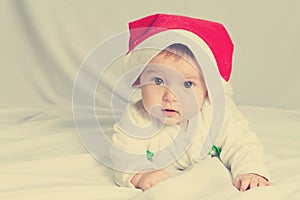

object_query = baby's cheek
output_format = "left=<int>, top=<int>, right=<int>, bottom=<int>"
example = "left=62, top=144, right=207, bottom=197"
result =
left=142, top=97, right=161, bottom=116
left=178, top=92, right=201, bottom=119
left=141, top=99, right=152, bottom=113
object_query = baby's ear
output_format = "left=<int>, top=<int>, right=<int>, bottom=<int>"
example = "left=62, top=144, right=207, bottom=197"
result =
left=205, top=90, right=209, bottom=98
left=131, top=76, right=141, bottom=87
left=204, top=91, right=210, bottom=104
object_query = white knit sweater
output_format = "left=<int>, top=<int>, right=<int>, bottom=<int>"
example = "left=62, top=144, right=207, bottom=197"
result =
left=111, top=92, right=270, bottom=188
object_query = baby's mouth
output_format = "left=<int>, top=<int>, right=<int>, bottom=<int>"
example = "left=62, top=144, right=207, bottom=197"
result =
left=162, top=108, right=179, bottom=116
left=163, top=108, right=178, bottom=112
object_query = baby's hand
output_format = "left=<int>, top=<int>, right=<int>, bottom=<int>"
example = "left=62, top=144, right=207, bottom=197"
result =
left=233, top=173, right=272, bottom=192
left=130, top=170, right=170, bottom=191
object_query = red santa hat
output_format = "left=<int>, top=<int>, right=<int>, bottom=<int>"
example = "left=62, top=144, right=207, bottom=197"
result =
left=127, top=13, right=234, bottom=82
left=120, top=14, right=232, bottom=157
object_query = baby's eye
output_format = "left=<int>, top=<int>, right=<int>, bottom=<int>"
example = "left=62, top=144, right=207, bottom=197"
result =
left=183, top=81, right=193, bottom=88
left=153, top=77, right=164, bottom=85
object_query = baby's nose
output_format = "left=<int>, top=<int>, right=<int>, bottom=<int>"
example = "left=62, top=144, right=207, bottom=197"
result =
left=162, top=88, right=177, bottom=102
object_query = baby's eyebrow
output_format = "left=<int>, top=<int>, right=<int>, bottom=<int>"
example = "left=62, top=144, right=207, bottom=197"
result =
left=183, top=74, right=200, bottom=80
left=143, top=69, right=165, bottom=75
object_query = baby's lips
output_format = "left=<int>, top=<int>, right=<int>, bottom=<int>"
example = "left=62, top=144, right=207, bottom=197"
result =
left=162, top=108, right=179, bottom=113
left=162, top=109, right=180, bottom=118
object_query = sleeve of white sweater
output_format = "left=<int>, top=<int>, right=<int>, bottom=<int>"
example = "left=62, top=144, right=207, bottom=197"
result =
left=217, top=96, right=270, bottom=181
left=111, top=124, right=146, bottom=188
left=110, top=101, right=155, bottom=188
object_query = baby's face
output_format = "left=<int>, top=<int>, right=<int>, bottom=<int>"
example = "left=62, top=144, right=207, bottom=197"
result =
left=140, top=54, right=207, bottom=126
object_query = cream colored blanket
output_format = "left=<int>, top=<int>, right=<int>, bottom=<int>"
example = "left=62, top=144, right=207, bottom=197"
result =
left=1, top=0, right=300, bottom=199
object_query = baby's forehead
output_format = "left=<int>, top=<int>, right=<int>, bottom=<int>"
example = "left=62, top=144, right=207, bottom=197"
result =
left=146, top=54, right=203, bottom=78
left=150, top=51, right=196, bottom=63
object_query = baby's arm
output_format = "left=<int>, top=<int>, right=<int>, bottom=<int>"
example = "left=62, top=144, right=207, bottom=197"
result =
left=112, top=122, right=171, bottom=189
left=130, top=169, right=170, bottom=191
left=218, top=97, right=271, bottom=191
left=233, top=173, right=272, bottom=192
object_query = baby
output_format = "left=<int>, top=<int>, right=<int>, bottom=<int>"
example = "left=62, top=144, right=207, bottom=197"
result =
left=111, top=14, right=271, bottom=192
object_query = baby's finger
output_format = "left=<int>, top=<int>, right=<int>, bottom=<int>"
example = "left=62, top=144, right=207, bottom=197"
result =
left=240, top=177, right=251, bottom=192
left=258, top=178, right=272, bottom=187
left=266, top=181, right=272, bottom=186
left=249, top=177, right=259, bottom=189
left=233, top=177, right=241, bottom=190
left=139, top=182, right=152, bottom=191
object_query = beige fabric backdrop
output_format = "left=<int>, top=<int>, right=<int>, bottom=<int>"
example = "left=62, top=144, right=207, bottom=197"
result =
left=1, top=0, right=299, bottom=110
left=1, top=2, right=300, bottom=199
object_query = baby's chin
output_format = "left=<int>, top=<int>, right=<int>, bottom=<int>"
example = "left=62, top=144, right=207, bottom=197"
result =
left=158, top=117, right=184, bottom=127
